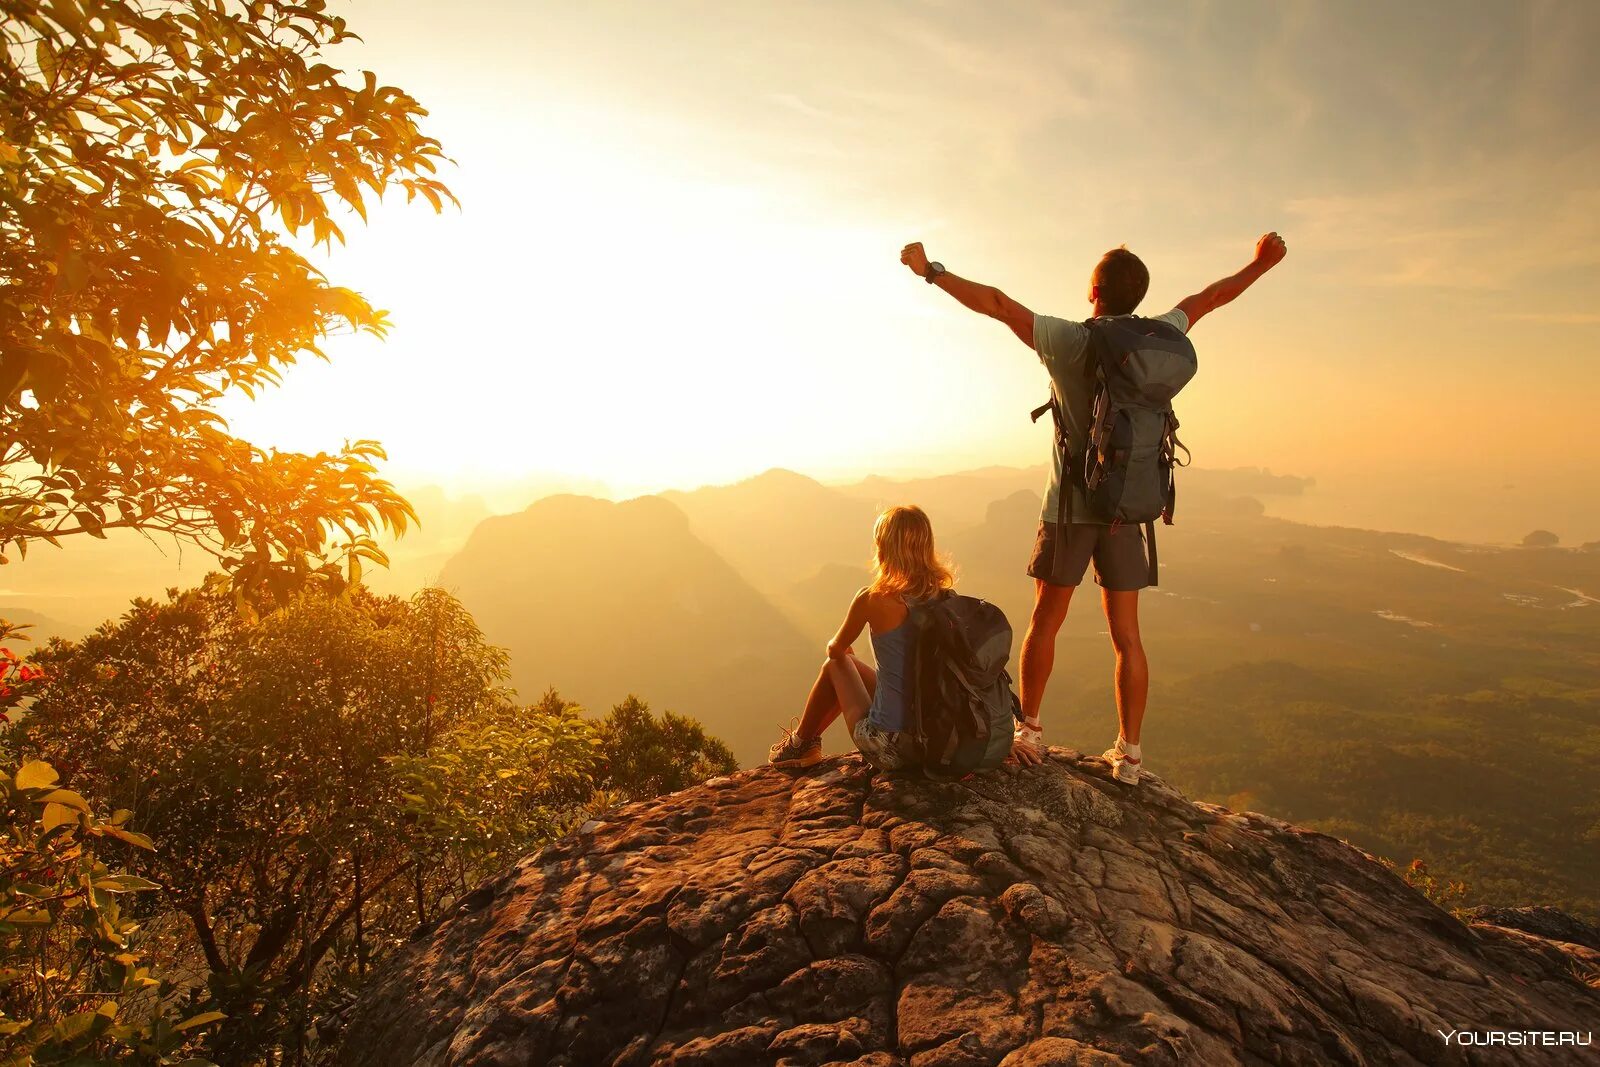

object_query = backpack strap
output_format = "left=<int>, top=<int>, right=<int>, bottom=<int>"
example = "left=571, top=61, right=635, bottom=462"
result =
left=1081, top=319, right=1118, bottom=496
left=907, top=600, right=929, bottom=755
left=1145, top=520, right=1159, bottom=587
left=1053, top=456, right=1073, bottom=582
left=1030, top=393, right=1074, bottom=580
left=1159, top=413, right=1188, bottom=525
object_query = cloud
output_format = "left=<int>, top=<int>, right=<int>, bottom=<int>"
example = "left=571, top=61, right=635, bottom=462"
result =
left=1284, top=167, right=1600, bottom=293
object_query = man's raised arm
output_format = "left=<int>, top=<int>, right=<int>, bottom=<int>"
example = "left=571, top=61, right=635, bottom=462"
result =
left=901, top=242, right=1035, bottom=348
left=1176, top=231, right=1288, bottom=329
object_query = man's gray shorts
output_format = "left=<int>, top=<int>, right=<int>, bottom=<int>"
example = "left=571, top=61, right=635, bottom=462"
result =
left=1027, top=521, right=1149, bottom=591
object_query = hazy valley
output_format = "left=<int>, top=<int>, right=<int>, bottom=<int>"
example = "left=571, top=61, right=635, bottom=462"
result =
left=6, top=463, right=1597, bottom=918
left=433, top=464, right=1600, bottom=919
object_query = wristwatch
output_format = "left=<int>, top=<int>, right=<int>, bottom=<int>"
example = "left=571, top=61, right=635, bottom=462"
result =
left=925, top=261, right=946, bottom=284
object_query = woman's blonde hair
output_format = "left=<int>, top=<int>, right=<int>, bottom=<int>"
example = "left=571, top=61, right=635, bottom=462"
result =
left=868, top=505, right=955, bottom=601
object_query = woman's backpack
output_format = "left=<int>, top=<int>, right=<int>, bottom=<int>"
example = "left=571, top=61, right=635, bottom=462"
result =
left=907, top=592, right=1021, bottom=779
left=1030, top=315, right=1196, bottom=586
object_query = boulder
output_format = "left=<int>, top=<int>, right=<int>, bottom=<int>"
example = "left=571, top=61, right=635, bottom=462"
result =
left=339, top=753, right=1599, bottom=1066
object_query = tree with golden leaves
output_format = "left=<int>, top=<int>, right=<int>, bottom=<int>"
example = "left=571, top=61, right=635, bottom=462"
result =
left=0, top=0, right=455, bottom=605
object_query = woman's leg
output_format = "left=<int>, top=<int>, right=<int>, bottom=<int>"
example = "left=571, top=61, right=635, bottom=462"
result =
left=797, top=654, right=877, bottom=738
left=828, top=654, right=876, bottom=733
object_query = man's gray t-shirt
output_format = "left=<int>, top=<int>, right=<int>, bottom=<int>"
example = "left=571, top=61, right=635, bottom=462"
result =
left=1033, top=308, right=1190, bottom=524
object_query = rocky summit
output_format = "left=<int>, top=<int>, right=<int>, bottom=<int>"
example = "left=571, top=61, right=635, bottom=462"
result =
left=339, top=752, right=1599, bottom=1066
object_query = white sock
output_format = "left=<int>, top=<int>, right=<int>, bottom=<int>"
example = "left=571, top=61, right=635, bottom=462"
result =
left=1120, top=737, right=1142, bottom=760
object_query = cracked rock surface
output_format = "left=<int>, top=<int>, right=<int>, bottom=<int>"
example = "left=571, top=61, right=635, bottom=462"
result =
left=339, top=752, right=1599, bottom=1066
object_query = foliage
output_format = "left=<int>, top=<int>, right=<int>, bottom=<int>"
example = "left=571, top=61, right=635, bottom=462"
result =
left=8, top=577, right=743, bottom=1061
left=0, top=0, right=455, bottom=604
left=597, top=696, right=736, bottom=801
left=0, top=747, right=221, bottom=1064
left=0, top=636, right=47, bottom=730
left=389, top=691, right=603, bottom=920
left=389, top=691, right=740, bottom=926
left=21, top=583, right=505, bottom=1059
left=1140, top=658, right=1600, bottom=921
left=1387, top=858, right=1471, bottom=919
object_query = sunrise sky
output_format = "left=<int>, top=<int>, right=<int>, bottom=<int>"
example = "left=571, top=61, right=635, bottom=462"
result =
left=219, top=0, right=1600, bottom=542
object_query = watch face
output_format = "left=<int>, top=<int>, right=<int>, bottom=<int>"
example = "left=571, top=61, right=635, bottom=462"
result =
left=929, top=261, right=944, bottom=274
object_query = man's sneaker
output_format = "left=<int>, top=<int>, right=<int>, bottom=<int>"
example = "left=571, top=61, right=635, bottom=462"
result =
left=1015, top=717, right=1044, bottom=753
left=769, top=721, right=822, bottom=768
left=1102, top=737, right=1143, bottom=785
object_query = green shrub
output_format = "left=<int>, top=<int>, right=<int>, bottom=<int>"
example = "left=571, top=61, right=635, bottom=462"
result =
left=0, top=758, right=220, bottom=1064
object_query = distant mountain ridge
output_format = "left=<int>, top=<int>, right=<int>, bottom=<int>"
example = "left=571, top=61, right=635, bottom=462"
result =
left=436, top=493, right=817, bottom=758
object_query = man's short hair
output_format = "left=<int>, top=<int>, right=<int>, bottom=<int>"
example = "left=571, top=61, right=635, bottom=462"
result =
left=1092, top=246, right=1149, bottom=315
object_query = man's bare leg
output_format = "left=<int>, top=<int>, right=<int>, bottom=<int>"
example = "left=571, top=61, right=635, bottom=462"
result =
left=1102, top=588, right=1148, bottom=745
left=1019, top=580, right=1075, bottom=727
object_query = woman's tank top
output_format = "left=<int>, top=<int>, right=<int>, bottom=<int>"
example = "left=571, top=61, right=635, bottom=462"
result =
left=866, top=597, right=920, bottom=732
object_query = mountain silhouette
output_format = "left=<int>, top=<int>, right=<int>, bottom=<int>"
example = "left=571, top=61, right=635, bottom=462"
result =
left=662, top=468, right=878, bottom=597
left=436, top=494, right=817, bottom=761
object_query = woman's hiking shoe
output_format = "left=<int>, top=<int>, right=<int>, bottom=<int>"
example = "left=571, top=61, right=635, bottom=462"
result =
left=1015, top=717, right=1044, bottom=753
left=1102, top=737, right=1142, bottom=785
left=769, top=722, right=823, bottom=768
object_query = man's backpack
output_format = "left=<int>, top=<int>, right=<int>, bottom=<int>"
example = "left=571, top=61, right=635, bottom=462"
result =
left=1030, top=315, right=1197, bottom=586
left=907, top=591, right=1021, bottom=779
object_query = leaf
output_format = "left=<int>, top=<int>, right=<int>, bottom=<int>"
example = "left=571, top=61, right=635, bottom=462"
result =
left=15, top=760, right=59, bottom=790
left=43, top=803, right=81, bottom=832
left=36, top=38, right=57, bottom=82
left=173, top=1010, right=227, bottom=1032
left=101, top=826, right=155, bottom=850
left=76, top=508, right=107, bottom=538
left=38, top=788, right=91, bottom=812
left=0, top=351, right=28, bottom=401
left=51, top=1004, right=111, bottom=1042
left=3, top=908, right=53, bottom=925
left=92, top=874, right=162, bottom=893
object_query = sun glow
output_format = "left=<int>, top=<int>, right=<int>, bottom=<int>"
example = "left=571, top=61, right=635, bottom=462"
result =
left=219, top=102, right=990, bottom=500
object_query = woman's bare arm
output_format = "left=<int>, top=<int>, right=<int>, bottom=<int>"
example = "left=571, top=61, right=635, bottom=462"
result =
left=827, top=589, right=871, bottom=659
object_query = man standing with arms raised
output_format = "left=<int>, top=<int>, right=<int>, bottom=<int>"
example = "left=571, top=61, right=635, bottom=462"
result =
left=900, top=233, right=1287, bottom=783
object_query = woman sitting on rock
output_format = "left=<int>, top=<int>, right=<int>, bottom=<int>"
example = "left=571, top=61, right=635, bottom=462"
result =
left=769, top=505, right=1039, bottom=772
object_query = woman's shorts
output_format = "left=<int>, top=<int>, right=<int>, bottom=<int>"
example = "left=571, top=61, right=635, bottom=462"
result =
left=852, top=718, right=914, bottom=771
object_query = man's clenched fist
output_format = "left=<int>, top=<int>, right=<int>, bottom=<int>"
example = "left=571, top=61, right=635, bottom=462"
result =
left=1254, top=231, right=1287, bottom=269
left=901, top=241, right=930, bottom=278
